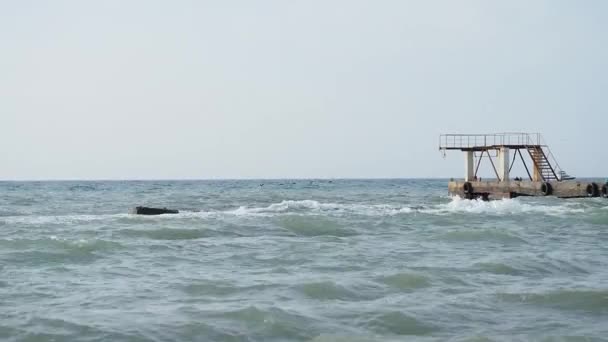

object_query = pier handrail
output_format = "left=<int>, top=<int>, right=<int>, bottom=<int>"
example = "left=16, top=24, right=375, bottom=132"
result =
left=438, top=133, right=543, bottom=150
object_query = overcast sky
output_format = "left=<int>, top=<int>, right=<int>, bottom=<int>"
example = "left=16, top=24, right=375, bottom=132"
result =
left=1, top=1, right=606, bottom=180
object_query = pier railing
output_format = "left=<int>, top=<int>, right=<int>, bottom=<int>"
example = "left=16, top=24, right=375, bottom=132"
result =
left=438, top=133, right=543, bottom=150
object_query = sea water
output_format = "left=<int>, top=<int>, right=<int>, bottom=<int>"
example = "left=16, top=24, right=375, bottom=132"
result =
left=1, top=179, right=607, bottom=341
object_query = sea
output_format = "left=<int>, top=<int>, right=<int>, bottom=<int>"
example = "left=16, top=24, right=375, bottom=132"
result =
left=1, top=179, right=607, bottom=341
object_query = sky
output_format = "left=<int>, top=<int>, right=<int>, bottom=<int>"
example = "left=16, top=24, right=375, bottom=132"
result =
left=1, top=1, right=607, bottom=180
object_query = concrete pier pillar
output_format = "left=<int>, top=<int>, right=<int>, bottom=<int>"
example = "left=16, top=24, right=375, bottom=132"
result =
left=498, top=147, right=510, bottom=182
left=465, top=151, right=474, bottom=181
left=533, top=165, right=542, bottom=182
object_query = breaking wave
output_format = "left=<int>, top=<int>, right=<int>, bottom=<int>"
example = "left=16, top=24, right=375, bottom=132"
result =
left=0, top=213, right=130, bottom=225
left=218, top=198, right=588, bottom=217
left=421, top=196, right=586, bottom=216
left=225, top=200, right=413, bottom=217
left=0, top=198, right=594, bottom=226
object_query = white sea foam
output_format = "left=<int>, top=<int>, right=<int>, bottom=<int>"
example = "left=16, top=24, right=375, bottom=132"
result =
left=0, top=213, right=131, bottom=225
left=48, top=235, right=94, bottom=246
left=419, top=196, right=585, bottom=216
left=0, top=198, right=589, bottom=225
left=217, top=198, right=585, bottom=217
left=223, top=200, right=413, bottom=217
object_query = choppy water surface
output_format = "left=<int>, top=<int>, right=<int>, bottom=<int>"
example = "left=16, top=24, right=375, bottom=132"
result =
left=1, top=180, right=607, bottom=341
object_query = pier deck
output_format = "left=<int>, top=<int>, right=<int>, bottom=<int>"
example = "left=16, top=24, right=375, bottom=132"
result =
left=449, top=180, right=607, bottom=199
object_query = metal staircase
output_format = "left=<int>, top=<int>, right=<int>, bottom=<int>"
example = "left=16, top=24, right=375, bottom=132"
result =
left=527, top=146, right=558, bottom=181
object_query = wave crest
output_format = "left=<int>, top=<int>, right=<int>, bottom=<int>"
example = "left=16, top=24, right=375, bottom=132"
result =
left=498, top=289, right=608, bottom=314
left=227, top=200, right=412, bottom=217
left=0, top=198, right=594, bottom=225
left=420, top=196, right=585, bottom=216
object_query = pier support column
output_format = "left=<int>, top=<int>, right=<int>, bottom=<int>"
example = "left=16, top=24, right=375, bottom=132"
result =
left=465, top=151, right=474, bottom=181
left=498, top=147, right=510, bottom=182
left=533, top=166, right=541, bottom=182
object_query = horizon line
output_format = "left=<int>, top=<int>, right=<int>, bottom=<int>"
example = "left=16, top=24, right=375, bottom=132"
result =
left=0, top=177, right=450, bottom=182
left=0, top=176, right=603, bottom=182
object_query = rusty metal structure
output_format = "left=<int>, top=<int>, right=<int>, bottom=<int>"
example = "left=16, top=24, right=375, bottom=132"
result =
left=439, top=133, right=573, bottom=182
left=438, top=133, right=605, bottom=199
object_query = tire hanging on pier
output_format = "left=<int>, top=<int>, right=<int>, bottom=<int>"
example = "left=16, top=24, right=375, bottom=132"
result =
left=540, top=182, right=552, bottom=196
left=463, top=182, right=473, bottom=195
left=586, top=183, right=599, bottom=197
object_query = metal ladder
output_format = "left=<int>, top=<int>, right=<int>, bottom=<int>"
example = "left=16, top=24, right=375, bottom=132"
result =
left=527, top=146, right=559, bottom=181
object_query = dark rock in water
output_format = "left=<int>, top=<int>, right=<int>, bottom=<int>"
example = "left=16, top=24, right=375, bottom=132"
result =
left=131, top=206, right=179, bottom=215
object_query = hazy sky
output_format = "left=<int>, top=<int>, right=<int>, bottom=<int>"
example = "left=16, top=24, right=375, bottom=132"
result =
left=1, top=1, right=607, bottom=180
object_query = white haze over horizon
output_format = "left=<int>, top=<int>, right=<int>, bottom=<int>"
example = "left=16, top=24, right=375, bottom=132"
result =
left=1, top=1, right=607, bottom=180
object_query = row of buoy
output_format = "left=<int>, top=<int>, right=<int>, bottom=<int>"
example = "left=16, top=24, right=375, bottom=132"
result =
left=462, top=181, right=608, bottom=198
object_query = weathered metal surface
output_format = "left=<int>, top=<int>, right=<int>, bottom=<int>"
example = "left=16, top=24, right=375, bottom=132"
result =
left=439, top=133, right=570, bottom=183
left=448, top=180, right=608, bottom=200
left=439, top=133, right=586, bottom=199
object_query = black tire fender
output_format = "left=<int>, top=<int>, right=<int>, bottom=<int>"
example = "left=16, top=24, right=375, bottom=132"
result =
left=586, top=183, right=599, bottom=197
left=463, top=182, right=473, bottom=194
left=540, top=182, right=552, bottom=196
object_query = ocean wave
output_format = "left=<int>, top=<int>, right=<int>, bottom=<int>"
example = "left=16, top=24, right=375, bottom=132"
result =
left=0, top=211, right=218, bottom=225
left=223, top=198, right=587, bottom=218
left=472, top=254, right=592, bottom=277
left=276, top=215, right=357, bottom=237
left=227, top=200, right=412, bottom=216
left=181, top=281, right=278, bottom=297
left=210, top=306, right=317, bottom=340
left=0, top=210, right=29, bottom=217
left=0, top=198, right=594, bottom=225
left=296, top=281, right=362, bottom=301
left=497, top=289, right=608, bottom=314
left=585, top=209, right=608, bottom=225
left=0, top=237, right=123, bottom=265
left=0, top=213, right=130, bottom=225
left=364, top=311, right=437, bottom=336
left=378, top=272, right=431, bottom=291
left=419, top=196, right=586, bottom=216
left=310, top=335, right=377, bottom=342
left=0, top=236, right=123, bottom=251
left=474, top=262, right=523, bottom=276
left=224, top=200, right=413, bottom=217
left=434, top=229, right=528, bottom=244
left=118, top=227, right=214, bottom=240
